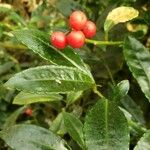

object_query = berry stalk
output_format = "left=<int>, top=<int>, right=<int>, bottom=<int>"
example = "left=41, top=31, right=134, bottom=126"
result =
left=85, top=39, right=123, bottom=46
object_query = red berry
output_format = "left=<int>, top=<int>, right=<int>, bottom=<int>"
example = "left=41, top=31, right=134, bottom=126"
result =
left=83, top=21, right=96, bottom=38
left=51, top=32, right=67, bottom=49
left=67, top=31, right=85, bottom=48
left=25, top=108, right=32, bottom=116
left=69, top=10, right=87, bottom=30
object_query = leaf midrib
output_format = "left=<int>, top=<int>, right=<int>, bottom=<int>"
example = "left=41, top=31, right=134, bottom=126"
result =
left=16, top=65, right=94, bottom=83
left=18, top=78, right=93, bottom=84
left=104, top=99, right=109, bottom=149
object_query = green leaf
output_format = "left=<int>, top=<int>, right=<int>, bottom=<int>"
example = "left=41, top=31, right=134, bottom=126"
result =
left=123, top=36, right=150, bottom=102
left=56, top=0, right=81, bottom=17
left=84, top=98, right=129, bottom=150
left=50, top=113, right=67, bottom=135
left=0, top=124, right=68, bottom=150
left=109, top=80, right=145, bottom=125
left=5, top=65, right=95, bottom=93
left=119, top=107, right=146, bottom=136
left=109, top=80, right=129, bottom=102
left=121, top=95, right=145, bottom=125
left=143, top=9, right=150, bottom=25
left=13, top=29, right=90, bottom=75
left=104, top=6, right=139, bottom=32
left=0, top=5, right=25, bottom=26
left=82, top=46, right=124, bottom=79
left=9, top=12, right=26, bottom=26
left=63, top=112, right=85, bottom=150
left=134, top=130, right=150, bottom=150
left=0, top=62, right=15, bottom=75
left=66, top=91, right=83, bottom=106
left=3, top=106, right=26, bottom=130
left=117, top=80, right=129, bottom=97
left=13, top=91, right=62, bottom=105
left=119, top=107, right=132, bottom=122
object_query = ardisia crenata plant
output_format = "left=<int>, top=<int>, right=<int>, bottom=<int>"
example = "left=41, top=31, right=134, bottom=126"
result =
left=0, top=1, right=150, bottom=150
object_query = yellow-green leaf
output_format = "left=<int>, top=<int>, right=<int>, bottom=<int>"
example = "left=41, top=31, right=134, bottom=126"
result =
left=13, top=92, right=63, bottom=105
left=104, top=6, right=139, bottom=32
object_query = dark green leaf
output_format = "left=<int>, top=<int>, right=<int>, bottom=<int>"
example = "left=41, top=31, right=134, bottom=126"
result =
left=81, top=46, right=124, bottom=79
left=119, top=107, right=147, bottom=136
left=50, top=113, right=67, bottom=135
left=56, top=0, right=81, bottom=17
left=123, top=36, right=150, bottom=102
left=13, top=91, right=62, bottom=105
left=84, top=98, right=129, bottom=150
left=66, top=91, right=83, bottom=105
left=108, top=80, right=145, bottom=125
left=0, top=124, right=68, bottom=150
left=121, top=95, right=145, bottom=125
left=5, top=65, right=95, bottom=93
left=13, top=29, right=90, bottom=75
left=3, top=106, right=26, bottom=130
left=143, top=9, right=150, bottom=25
left=0, top=62, right=14, bottom=75
left=134, top=130, right=150, bottom=150
left=109, top=80, right=129, bottom=102
left=63, top=112, right=85, bottom=150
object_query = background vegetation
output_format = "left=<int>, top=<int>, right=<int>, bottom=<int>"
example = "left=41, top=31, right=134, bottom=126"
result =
left=0, top=0, right=150, bottom=149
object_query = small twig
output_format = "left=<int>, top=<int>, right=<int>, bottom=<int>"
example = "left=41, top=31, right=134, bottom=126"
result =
left=128, top=120, right=147, bottom=135
left=85, top=39, right=123, bottom=46
left=93, top=86, right=104, bottom=98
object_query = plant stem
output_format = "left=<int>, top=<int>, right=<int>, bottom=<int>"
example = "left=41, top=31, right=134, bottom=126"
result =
left=0, top=42, right=28, bottom=50
left=128, top=120, right=147, bottom=135
left=0, top=39, right=123, bottom=50
left=93, top=86, right=104, bottom=98
left=85, top=39, right=123, bottom=46
left=103, top=60, right=116, bottom=85
left=104, top=31, right=109, bottom=41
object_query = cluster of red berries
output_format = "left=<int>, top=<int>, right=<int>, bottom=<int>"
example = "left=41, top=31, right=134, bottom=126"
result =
left=51, top=10, right=96, bottom=49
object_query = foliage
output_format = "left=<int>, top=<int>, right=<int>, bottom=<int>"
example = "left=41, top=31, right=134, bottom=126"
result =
left=0, top=0, right=150, bottom=149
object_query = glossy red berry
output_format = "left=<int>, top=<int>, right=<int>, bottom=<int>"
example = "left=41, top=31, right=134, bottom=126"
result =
left=51, top=31, right=67, bottom=49
left=25, top=108, right=32, bottom=116
left=69, top=10, right=87, bottom=30
left=67, top=31, right=85, bottom=48
left=83, top=21, right=96, bottom=38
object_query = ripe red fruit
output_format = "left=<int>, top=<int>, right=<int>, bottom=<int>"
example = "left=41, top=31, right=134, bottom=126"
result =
left=83, top=21, right=96, bottom=38
left=69, top=10, right=87, bottom=30
left=25, top=108, right=32, bottom=116
left=51, top=32, right=67, bottom=49
left=67, top=31, right=85, bottom=48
